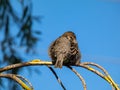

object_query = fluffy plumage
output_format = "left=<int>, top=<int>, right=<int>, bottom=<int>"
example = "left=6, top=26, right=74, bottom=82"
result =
left=48, top=31, right=81, bottom=68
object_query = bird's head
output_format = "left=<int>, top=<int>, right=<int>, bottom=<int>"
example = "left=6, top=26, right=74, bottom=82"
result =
left=62, top=31, right=77, bottom=43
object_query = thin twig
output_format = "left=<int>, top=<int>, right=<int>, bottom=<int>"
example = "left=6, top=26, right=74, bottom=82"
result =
left=0, top=73, right=32, bottom=90
left=16, top=75, right=34, bottom=90
left=0, top=59, right=52, bottom=72
left=78, top=63, right=120, bottom=90
left=47, top=66, right=66, bottom=90
left=82, top=62, right=108, bottom=75
left=78, top=64, right=104, bottom=77
left=82, top=62, right=119, bottom=90
left=66, top=66, right=87, bottom=90
left=0, top=60, right=119, bottom=90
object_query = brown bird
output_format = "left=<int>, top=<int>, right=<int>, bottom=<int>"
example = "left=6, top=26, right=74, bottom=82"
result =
left=48, top=31, right=81, bottom=68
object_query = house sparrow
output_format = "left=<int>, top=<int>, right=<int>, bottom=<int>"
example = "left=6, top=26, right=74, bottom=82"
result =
left=48, top=31, right=81, bottom=68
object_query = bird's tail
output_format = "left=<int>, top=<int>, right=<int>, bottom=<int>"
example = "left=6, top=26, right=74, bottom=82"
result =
left=55, top=54, right=64, bottom=68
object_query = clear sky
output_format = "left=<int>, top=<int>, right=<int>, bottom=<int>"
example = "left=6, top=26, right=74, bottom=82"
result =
left=8, top=0, right=120, bottom=90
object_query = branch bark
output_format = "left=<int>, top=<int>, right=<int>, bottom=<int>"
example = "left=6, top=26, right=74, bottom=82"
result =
left=67, top=66, right=87, bottom=90
left=0, top=59, right=119, bottom=90
left=47, top=66, right=66, bottom=90
left=0, top=73, right=32, bottom=90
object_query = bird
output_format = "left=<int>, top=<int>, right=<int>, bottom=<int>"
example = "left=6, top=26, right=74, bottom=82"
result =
left=48, top=31, right=81, bottom=68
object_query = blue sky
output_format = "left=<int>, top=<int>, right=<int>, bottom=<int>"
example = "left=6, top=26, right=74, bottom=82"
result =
left=26, top=0, right=120, bottom=90
left=28, top=0, right=120, bottom=90
left=2, top=0, right=120, bottom=90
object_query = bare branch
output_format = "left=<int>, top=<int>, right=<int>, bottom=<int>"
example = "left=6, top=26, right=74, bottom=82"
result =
left=82, top=62, right=119, bottom=90
left=47, top=66, right=66, bottom=90
left=0, top=73, right=32, bottom=90
left=0, top=60, right=119, bottom=90
left=16, top=75, right=33, bottom=90
left=0, top=59, right=52, bottom=72
left=66, top=66, right=87, bottom=90
left=82, top=62, right=108, bottom=75
left=78, top=63, right=120, bottom=90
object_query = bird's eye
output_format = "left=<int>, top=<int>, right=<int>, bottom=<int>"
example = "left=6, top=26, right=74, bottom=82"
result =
left=67, top=36, right=72, bottom=40
left=71, top=37, right=73, bottom=40
left=70, top=37, right=73, bottom=41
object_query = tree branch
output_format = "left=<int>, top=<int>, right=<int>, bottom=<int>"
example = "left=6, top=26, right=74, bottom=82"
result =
left=0, top=73, right=32, bottom=90
left=47, top=66, right=66, bottom=90
left=82, top=62, right=116, bottom=90
left=82, top=62, right=108, bottom=75
left=0, top=59, right=52, bottom=72
left=16, top=75, right=33, bottom=90
left=77, top=63, right=119, bottom=90
left=66, top=66, right=87, bottom=90
left=0, top=59, right=119, bottom=90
